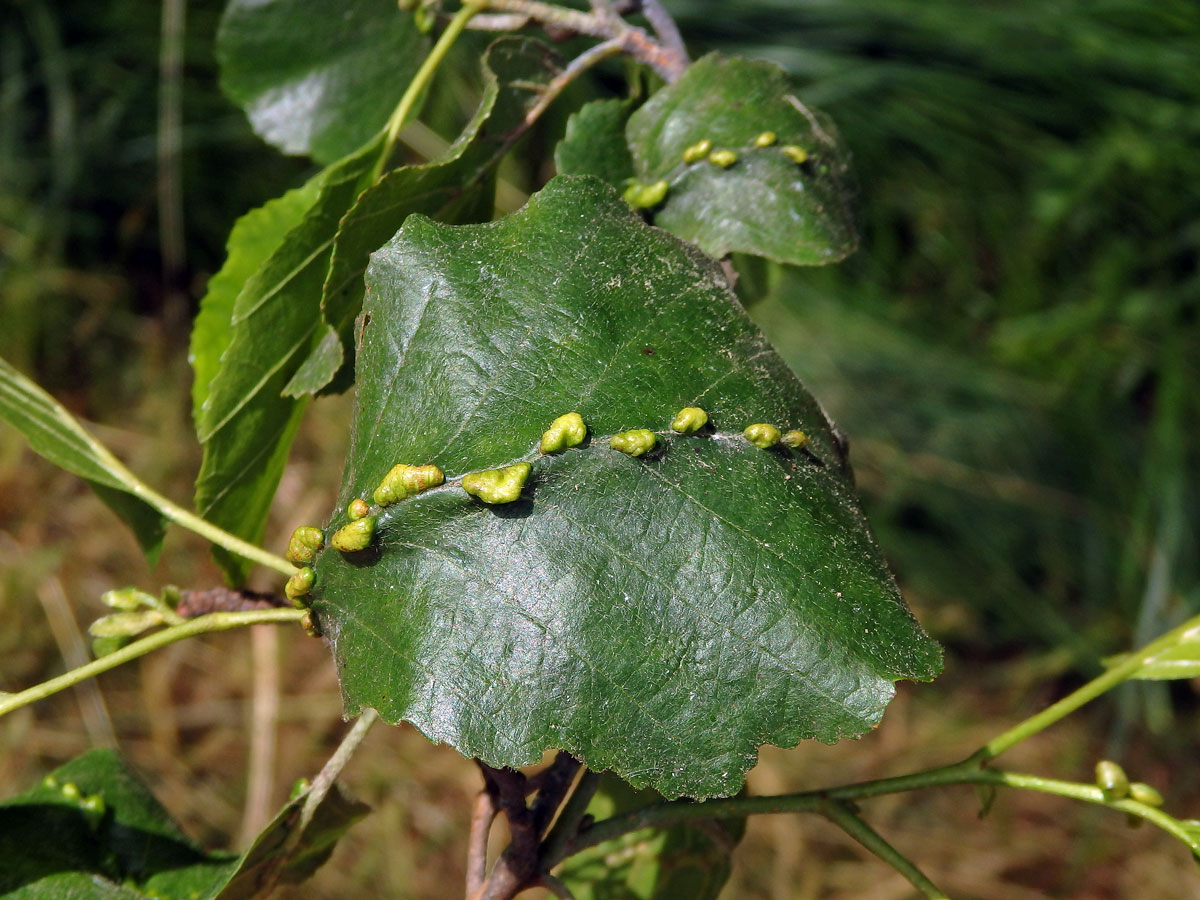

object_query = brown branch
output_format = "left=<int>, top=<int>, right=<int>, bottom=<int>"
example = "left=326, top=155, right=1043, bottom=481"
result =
left=176, top=586, right=288, bottom=618
left=466, top=787, right=499, bottom=897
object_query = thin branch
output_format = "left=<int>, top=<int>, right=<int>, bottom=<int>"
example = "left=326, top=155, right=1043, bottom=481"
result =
left=822, top=799, right=951, bottom=900
left=466, top=12, right=531, bottom=31
left=522, top=39, right=625, bottom=128
left=0, top=607, right=306, bottom=719
left=638, top=0, right=688, bottom=62
left=466, top=788, right=498, bottom=898
left=239, top=625, right=281, bottom=845
left=534, top=874, right=578, bottom=900
left=539, top=770, right=599, bottom=868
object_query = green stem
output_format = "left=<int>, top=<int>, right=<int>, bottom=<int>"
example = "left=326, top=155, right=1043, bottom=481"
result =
left=376, top=0, right=488, bottom=181
left=0, top=607, right=306, bottom=719
left=972, top=611, right=1200, bottom=761
left=821, top=799, right=951, bottom=900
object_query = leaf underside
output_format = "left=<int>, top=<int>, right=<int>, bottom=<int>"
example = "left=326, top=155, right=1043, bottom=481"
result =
left=311, top=175, right=940, bottom=799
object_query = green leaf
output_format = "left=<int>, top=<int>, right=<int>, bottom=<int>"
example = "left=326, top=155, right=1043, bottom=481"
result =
left=194, top=138, right=382, bottom=584
left=555, top=98, right=636, bottom=188
left=0, top=749, right=368, bottom=900
left=0, top=749, right=237, bottom=899
left=556, top=774, right=743, bottom=900
left=0, top=357, right=167, bottom=561
left=190, top=179, right=321, bottom=425
left=1109, top=625, right=1200, bottom=681
left=626, top=53, right=857, bottom=265
left=310, top=176, right=940, bottom=799
left=287, top=37, right=563, bottom=396
left=217, top=0, right=427, bottom=164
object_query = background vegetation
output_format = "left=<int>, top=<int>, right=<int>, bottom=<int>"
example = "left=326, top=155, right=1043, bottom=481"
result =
left=1, top=0, right=1197, bottom=896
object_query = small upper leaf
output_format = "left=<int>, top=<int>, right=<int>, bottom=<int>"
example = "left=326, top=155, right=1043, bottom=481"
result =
left=217, top=0, right=427, bottom=163
left=626, top=53, right=857, bottom=265
left=0, top=357, right=167, bottom=561
left=555, top=98, right=636, bottom=187
left=311, top=176, right=940, bottom=799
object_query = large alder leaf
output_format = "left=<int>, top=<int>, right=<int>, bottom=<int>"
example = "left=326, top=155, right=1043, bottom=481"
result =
left=0, top=749, right=366, bottom=900
left=626, top=53, right=857, bottom=265
left=0, top=357, right=166, bottom=561
left=194, top=139, right=381, bottom=583
left=217, top=0, right=427, bottom=164
left=287, top=37, right=563, bottom=396
left=309, top=176, right=941, bottom=799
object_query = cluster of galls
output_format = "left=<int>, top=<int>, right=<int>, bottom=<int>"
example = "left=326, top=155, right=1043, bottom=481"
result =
left=623, top=130, right=811, bottom=210
left=282, top=408, right=810, bottom=601
left=41, top=775, right=106, bottom=829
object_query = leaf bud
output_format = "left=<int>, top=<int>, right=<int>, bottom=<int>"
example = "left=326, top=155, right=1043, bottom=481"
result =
left=373, top=463, right=444, bottom=507
left=1094, top=760, right=1129, bottom=800
left=540, top=412, right=588, bottom=453
left=101, top=587, right=156, bottom=611
left=331, top=517, right=376, bottom=553
left=461, top=463, right=531, bottom=504
left=754, top=130, right=777, bottom=147
left=781, top=429, right=809, bottom=449
left=285, top=567, right=316, bottom=607
left=348, top=498, right=370, bottom=520
left=682, top=138, right=713, bottom=163
left=286, top=526, right=325, bottom=566
left=1128, top=782, right=1164, bottom=807
left=744, top=423, right=782, bottom=449
left=670, top=407, right=708, bottom=434
left=610, top=429, right=658, bottom=457
left=708, top=149, right=738, bottom=168
left=88, top=610, right=165, bottom=638
left=781, top=144, right=809, bottom=164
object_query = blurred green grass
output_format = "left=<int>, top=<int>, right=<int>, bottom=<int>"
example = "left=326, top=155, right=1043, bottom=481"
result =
left=1, top=1, right=1198, bottom=897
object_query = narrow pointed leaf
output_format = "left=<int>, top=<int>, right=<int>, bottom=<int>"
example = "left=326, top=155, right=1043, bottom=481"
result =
left=310, top=176, right=940, bottom=799
left=288, top=37, right=563, bottom=396
left=190, top=179, right=321, bottom=424
left=0, top=357, right=166, bottom=561
left=217, top=0, right=427, bottom=163
left=626, top=53, right=857, bottom=265
left=194, top=139, right=381, bottom=583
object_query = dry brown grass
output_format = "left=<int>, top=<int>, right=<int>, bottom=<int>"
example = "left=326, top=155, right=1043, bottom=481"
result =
left=1, top=349, right=1197, bottom=900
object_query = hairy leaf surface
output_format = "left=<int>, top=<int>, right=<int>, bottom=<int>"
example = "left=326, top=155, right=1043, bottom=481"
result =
left=289, top=37, right=563, bottom=396
left=0, top=749, right=365, bottom=900
left=626, top=53, right=857, bottom=265
left=217, top=0, right=427, bottom=163
left=311, top=176, right=940, bottom=799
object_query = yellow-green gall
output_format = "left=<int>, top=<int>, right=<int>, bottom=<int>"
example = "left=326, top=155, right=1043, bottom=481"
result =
left=671, top=407, right=708, bottom=434
left=540, top=412, right=588, bottom=454
left=290, top=777, right=312, bottom=800
left=286, top=526, right=325, bottom=566
left=754, top=130, right=777, bottom=147
left=301, top=611, right=321, bottom=638
left=331, top=517, right=375, bottom=552
left=744, top=423, right=782, bottom=449
left=373, top=463, right=444, bottom=506
left=100, top=587, right=156, bottom=611
left=682, top=138, right=713, bottom=163
left=80, top=793, right=106, bottom=825
left=60, top=782, right=81, bottom=801
left=611, top=429, right=658, bottom=457
left=781, top=144, right=809, bottom=164
left=1128, top=782, right=1164, bottom=807
left=1095, top=760, right=1129, bottom=800
left=285, top=567, right=315, bottom=607
left=347, top=498, right=370, bottom=520
left=781, top=429, right=809, bottom=449
left=708, top=149, right=738, bottom=168
left=623, top=180, right=669, bottom=210
left=461, top=463, right=531, bottom=504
